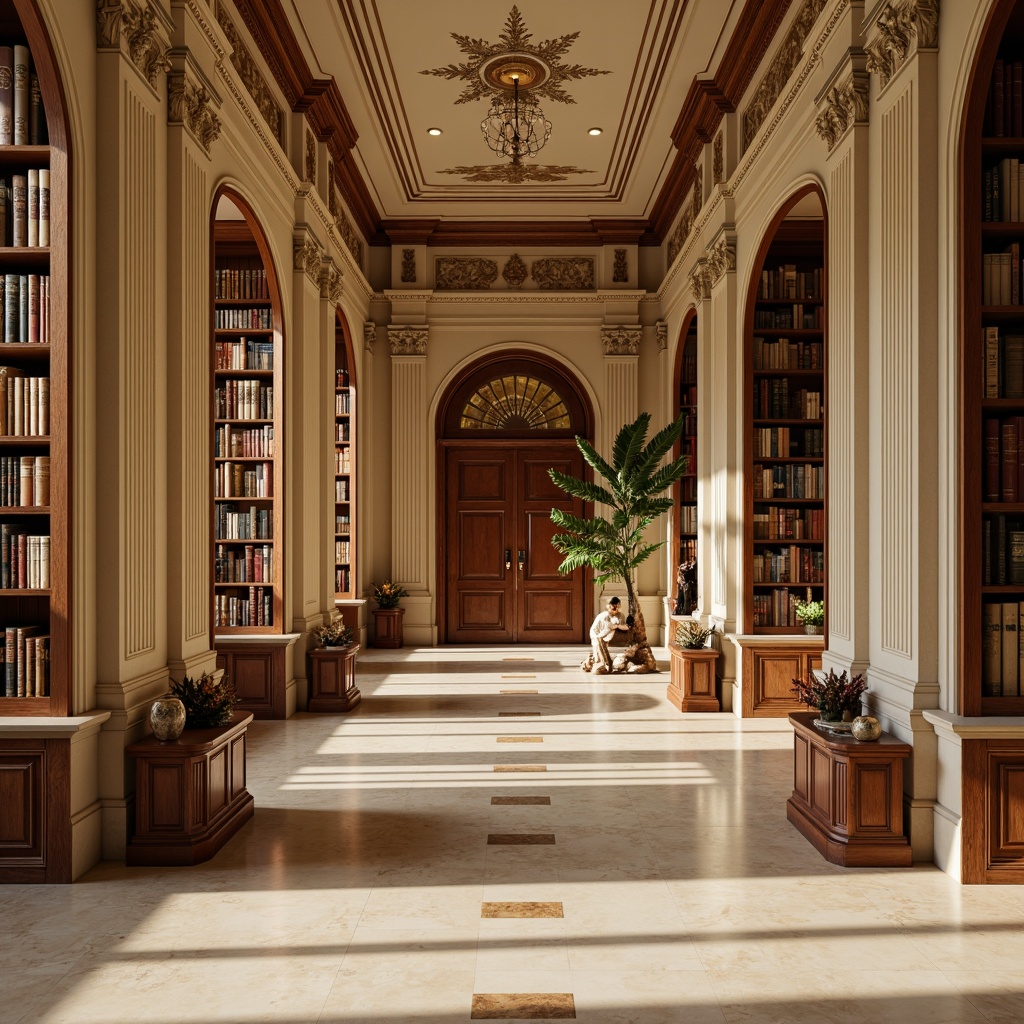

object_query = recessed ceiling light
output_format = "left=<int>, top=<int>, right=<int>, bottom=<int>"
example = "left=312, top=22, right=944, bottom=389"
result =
left=427, top=127, right=443, bottom=136
left=588, top=127, right=603, bottom=136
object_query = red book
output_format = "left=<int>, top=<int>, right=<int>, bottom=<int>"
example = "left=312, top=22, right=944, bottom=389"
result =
left=987, top=418, right=1003, bottom=500
left=1014, top=61, right=1022, bottom=137
left=996, top=60, right=1006, bottom=137
left=1003, top=418, right=1020, bottom=501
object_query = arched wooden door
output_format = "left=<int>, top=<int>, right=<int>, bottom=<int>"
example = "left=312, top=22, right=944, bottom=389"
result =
left=438, top=356, right=592, bottom=644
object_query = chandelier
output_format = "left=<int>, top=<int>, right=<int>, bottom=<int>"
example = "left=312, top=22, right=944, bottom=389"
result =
left=480, top=74, right=552, bottom=161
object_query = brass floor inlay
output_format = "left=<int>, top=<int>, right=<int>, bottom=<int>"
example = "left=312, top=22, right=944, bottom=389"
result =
left=502, top=657, right=535, bottom=661
left=481, top=901, right=564, bottom=919
left=500, top=689, right=539, bottom=694
left=471, top=993, right=576, bottom=1019
left=487, top=833, right=556, bottom=845
left=493, top=765, right=546, bottom=772
left=501, top=674, right=537, bottom=679
left=497, top=736, right=543, bottom=743
left=491, top=796, right=551, bottom=805
left=498, top=711, right=542, bottom=716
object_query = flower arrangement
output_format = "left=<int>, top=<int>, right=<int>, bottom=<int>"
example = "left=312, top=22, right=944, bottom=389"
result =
left=372, top=580, right=408, bottom=609
left=674, top=618, right=718, bottom=650
left=791, top=669, right=867, bottom=722
left=169, top=672, right=239, bottom=728
left=795, top=599, right=825, bottom=626
left=312, top=619, right=354, bottom=648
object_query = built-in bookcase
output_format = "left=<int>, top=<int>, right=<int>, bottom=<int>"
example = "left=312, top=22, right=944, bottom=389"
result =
left=0, top=0, right=66, bottom=716
left=674, top=317, right=697, bottom=611
left=334, top=331, right=354, bottom=599
left=963, top=0, right=1024, bottom=715
left=212, top=221, right=282, bottom=634
left=744, top=220, right=827, bottom=634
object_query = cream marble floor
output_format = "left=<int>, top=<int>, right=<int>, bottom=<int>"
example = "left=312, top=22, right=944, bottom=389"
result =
left=5, top=645, right=1024, bottom=1024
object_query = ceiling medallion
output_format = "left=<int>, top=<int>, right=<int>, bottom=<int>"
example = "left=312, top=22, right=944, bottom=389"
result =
left=439, top=163, right=592, bottom=184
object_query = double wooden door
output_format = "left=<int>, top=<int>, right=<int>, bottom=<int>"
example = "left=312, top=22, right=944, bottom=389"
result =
left=444, top=444, right=586, bottom=643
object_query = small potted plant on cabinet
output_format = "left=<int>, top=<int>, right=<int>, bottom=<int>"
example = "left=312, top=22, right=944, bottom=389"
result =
left=795, top=598, right=825, bottom=635
left=308, top=618, right=360, bottom=712
left=371, top=580, right=408, bottom=648
left=667, top=618, right=721, bottom=713
left=791, top=668, right=867, bottom=732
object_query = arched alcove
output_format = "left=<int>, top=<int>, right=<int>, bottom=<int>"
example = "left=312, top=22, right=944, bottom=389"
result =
left=334, top=309, right=355, bottom=598
left=672, top=309, right=699, bottom=615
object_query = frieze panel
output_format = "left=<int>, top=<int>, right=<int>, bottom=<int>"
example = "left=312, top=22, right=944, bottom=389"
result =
left=388, top=326, right=429, bottom=356
left=502, top=253, right=528, bottom=289
left=865, top=0, right=939, bottom=89
left=305, top=127, right=316, bottom=185
left=401, top=248, right=416, bottom=284
left=531, top=257, right=595, bottom=291
left=435, top=257, right=499, bottom=291
left=333, top=166, right=365, bottom=267
left=713, top=131, right=724, bottom=184
left=613, top=248, right=628, bottom=283
left=601, top=326, right=642, bottom=356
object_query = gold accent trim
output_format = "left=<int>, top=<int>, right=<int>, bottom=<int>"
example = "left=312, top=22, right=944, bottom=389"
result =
left=439, top=162, right=592, bottom=184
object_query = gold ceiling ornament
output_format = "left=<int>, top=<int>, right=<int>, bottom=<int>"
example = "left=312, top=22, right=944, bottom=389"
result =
left=420, top=6, right=610, bottom=107
left=439, top=163, right=592, bottom=184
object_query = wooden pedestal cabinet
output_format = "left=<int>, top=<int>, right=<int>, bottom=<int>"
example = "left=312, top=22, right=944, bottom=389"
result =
left=961, top=738, right=1024, bottom=884
left=667, top=644, right=721, bottom=713
left=787, top=712, right=912, bottom=867
left=308, top=644, right=361, bottom=713
left=215, top=639, right=291, bottom=719
left=127, top=712, right=254, bottom=866
left=740, top=637, right=823, bottom=717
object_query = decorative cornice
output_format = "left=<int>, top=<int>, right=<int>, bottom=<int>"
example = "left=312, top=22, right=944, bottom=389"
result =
left=864, top=0, right=939, bottom=90
left=168, top=62, right=222, bottom=154
left=689, top=261, right=711, bottom=304
left=293, top=229, right=323, bottom=286
left=363, top=321, right=377, bottom=353
left=332, top=165, right=365, bottom=267
left=531, top=257, right=595, bottom=291
left=656, top=322, right=668, bottom=352
left=435, top=257, right=498, bottom=291
left=706, top=233, right=737, bottom=284
left=601, top=325, right=642, bottom=356
left=388, top=326, right=429, bottom=356
left=743, top=0, right=827, bottom=151
left=668, top=181, right=697, bottom=265
left=96, top=0, right=172, bottom=88
left=814, top=70, right=869, bottom=150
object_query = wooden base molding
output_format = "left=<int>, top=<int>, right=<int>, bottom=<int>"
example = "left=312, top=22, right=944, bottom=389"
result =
left=667, top=644, right=720, bottom=712
left=215, top=635, right=298, bottom=719
left=961, top=737, right=1024, bottom=884
left=126, top=712, right=254, bottom=867
left=787, top=712, right=912, bottom=868
left=739, top=637, right=823, bottom=718
left=308, top=644, right=361, bottom=713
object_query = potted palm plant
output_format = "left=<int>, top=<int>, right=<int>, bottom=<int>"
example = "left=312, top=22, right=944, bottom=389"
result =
left=668, top=618, right=721, bottom=712
left=371, top=580, right=408, bottom=648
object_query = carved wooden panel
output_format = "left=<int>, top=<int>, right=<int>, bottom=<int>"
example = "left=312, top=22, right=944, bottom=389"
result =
left=150, top=764, right=185, bottom=830
left=793, top=732, right=809, bottom=799
left=215, top=644, right=287, bottom=719
left=308, top=646, right=361, bottom=713
left=741, top=640, right=825, bottom=717
left=0, top=753, right=40, bottom=852
left=523, top=591, right=573, bottom=632
left=457, top=459, right=506, bottom=501
left=962, top=741, right=1024, bottom=881
left=855, top=763, right=893, bottom=832
left=458, top=513, right=506, bottom=579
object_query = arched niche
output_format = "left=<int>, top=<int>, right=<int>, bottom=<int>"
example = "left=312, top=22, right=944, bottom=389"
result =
left=334, top=308, right=355, bottom=598
left=671, top=308, right=699, bottom=614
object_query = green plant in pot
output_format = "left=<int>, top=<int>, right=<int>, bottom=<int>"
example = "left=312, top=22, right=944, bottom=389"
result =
left=674, top=619, right=718, bottom=650
left=792, top=668, right=866, bottom=724
left=169, top=671, right=239, bottom=729
left=795, top=598, right=824, bottom=634
left=312, top=619, right=353, bottom=648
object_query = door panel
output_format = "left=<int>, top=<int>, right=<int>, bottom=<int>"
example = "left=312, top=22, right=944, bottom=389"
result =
left=457, top=512, right=506, bottom=579
left=458, top=591, right=507, bottom=629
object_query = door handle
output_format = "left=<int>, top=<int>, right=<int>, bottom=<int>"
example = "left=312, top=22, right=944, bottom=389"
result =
left=505, top=549, right=512, bottom=570
left=518, top=549, right=525, bottom=572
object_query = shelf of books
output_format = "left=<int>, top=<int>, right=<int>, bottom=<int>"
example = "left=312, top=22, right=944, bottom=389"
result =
left=0, top=3, right=65, bottom=717
left=745, top=221, right=827, bottom=634
left=966, top=19, right=1024, bottom=715
left=335, top=335, right=354, bottom=599
left=212, top=227, right=282, bottom=635
left=674, top=318, right=697, bottom=613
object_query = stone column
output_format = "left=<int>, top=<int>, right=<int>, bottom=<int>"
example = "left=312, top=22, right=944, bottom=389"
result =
left=94, top=0, right=173, bottom=859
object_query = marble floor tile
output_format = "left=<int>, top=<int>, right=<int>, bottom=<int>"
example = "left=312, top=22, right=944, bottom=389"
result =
left=471, top=992, right=576, bottom=1018
left=482, top=902, right=565, bottom=918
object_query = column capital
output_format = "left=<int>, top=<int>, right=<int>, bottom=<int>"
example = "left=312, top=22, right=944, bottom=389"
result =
left=167, top=53, right=222, bottom=155
left=689, top=260, right=711, bottom=305
left=814, top=59, right=870, bottom=152
left=388, top=326, right=429, bottom=356
left=655, top=321, right=668, bottom=352
left=96, top=0, right=173, bottom=89
left=319, top=258, right=343, bottom=304
left=864, top=0, right=939, bottom=91
left=293, top=228, right=324, bottom=288
left=706, top=230, right=737, bottom=287
left=601, top=325, right=642, bottom=357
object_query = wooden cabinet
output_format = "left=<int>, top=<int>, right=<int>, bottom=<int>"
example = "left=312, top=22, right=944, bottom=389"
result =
left=215, top=636, right=296, bottom=720
left=739, top=636, right=822, bottom=718
left=308, top=643, right=361, bottom=712
left=667, top=643, right=719, bottom=713
left=787, top=712, right=912, bottom=867
left=961, top=736, right=1024, bottom=883
left=127, top=712, right=254, bottom=867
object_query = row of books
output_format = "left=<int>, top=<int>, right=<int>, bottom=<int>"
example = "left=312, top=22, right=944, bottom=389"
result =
left=214, top=424, right=274, bottom=459
left=982, top=417, right=1024, bottom=501
left=753, top=506, right=824, bottom=541
left=0, top=370, right=47, bottom=436
left=0, top=170, right=49, bottom=248
left=679, top=384, right=697, bottom=407
left=214, top=590, right=273, bottom=628
left=752, top=588, right=812, bottom=628
left=756, top=266, right=822, bottom=301
left=753, top=306, right=824, bottom=330
left=214, top=308, right=272, bottom=330
left=1, top=628, right=49, bottom=698
left=679, top=477, right=696, bottom=500
left=753, top=464, right=825, bottom=500
left=982, top=602, right=1024, bottom=696
left=336, top=479, right=350, bottom=501
left=680, top=505, right=697, bottom=534
left=0, top=524, right=49, bottom=589
left=214, top=461, right=272, bottom=499
left=0, top=45, right=47, bottom=146
left=982, top=159, right=1024, bottom=222
left=335, top=514, right=351, bottom=532
left=335, top=567, right=350, bottom=593
left=336, top=367, right=351, bottom=388
left=678, top=538, right=697, bottom=562
left=751, top=547, right=825, bottom=584
left=680, top=346, right=696, bottom=383
left=981, top=514, right=1024, bottom=585
left=982, top=326, right=1024, bottom=398
left=336, top=420, right=351, bottom=442
left=752, top=426, right=824, bottom=458
left=753, top=338, right=823, bottom=371
left=0, top=454, right=48, bottom=507
left=215, top=504, right=273, bottom=541
left=213, top=338, right=273, bottom=371
left=214, top=381, right=273, bottom=421
left=680, top=411, right=697, bottom=439
left=214, top=267, right=269, bottom=301
left=214, top=543, right=273, bottom=584
left=335, top=450, right=351, bottom=475
left=985, top=58, right=1024, bottom=138
left=0, top=274, right=50, bottom=345
left=336, top=539, right=351, bottom=563
left=981, top=246, right=1023, bottom=305
left=336, top=391, right=352, bottom=415
left=753, top=380, right=822, bottom=420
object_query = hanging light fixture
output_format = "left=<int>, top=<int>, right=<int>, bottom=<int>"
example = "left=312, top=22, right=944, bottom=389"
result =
left=479, top=62, right=552, bottom=162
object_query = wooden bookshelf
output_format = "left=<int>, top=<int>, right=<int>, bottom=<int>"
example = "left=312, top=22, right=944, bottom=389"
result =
left=212, top=222, right=282, bottom=635
left=334, top=332, right=354, bottom=599
left=0, top=1, right=66, bottom=719
left=673, top=314, right=697, bottom=614
left=744, top=219, right=827, bottom=634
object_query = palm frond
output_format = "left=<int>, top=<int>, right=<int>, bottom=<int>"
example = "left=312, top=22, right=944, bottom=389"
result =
left=548, top=469, right=617, bottom=507
left=573, top=437, right=617, bottom=487
left=611, top=413, right=651, bottom=478
left=630, top=541, right=665, bottom=568
left=644, top=459, right=691, bottom=496
left=634, top=415, right=686, bottom=481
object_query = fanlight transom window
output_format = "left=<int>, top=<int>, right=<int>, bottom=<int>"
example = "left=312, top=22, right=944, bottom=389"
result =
left=460, top=374, right=571, bottom=430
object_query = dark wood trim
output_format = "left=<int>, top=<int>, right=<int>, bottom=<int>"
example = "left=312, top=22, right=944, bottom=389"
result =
left=379, top=219, right=649, bottom=249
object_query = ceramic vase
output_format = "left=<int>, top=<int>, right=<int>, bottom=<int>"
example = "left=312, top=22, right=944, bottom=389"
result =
left=150, top=696, right=186, bottom=741
left=852, top=715, right=882, bottom=741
